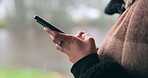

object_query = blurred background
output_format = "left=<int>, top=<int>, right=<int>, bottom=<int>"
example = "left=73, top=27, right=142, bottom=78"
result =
left=0, top=0, right=119, bottom=78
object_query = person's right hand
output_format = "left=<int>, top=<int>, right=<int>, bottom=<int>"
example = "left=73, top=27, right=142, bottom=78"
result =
left=44, top=27, right=97, bottom=63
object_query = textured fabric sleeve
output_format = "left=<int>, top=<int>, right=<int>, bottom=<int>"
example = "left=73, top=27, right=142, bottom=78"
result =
left=71, top=53, right=130, bottom=78
left=71, top=53, right=100, bottom=78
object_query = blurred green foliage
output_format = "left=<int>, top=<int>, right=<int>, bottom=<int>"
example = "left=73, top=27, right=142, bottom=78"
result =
left=0, top=69, right=65, bottom=78
left=0, top=19, right=5, bottom=28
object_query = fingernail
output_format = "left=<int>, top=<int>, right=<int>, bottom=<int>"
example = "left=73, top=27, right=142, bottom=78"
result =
left=81, top=30, right=85, bottom=33
left=80, top=31, right=85, bottom=34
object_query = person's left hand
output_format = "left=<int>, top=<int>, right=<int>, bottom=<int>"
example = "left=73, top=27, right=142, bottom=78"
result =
left=44, top=27, right=97, bottom=63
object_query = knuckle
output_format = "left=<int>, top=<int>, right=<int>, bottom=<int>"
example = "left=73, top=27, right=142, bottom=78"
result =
left=56, top=45, right=65, bottom=52
left=88, top=37, right=95, bottom=42
left=52, top=34, right=61, bottom=43
left=88, top=37, right=94, bottom=40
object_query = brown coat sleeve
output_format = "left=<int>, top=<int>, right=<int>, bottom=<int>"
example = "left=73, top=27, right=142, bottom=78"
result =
left=98, top=0, right=148, bottom=78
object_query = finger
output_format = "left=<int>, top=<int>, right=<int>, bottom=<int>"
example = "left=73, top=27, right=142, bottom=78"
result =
left=52, top=33, right=73, bottom=45
left=82, top=33, right=92, bottom=40
left=76, top=31, right=85, bottom=40
left=44, top=27, right=57, bottom=36
left=56, top=44, right=71, bottom=57
left=44, top=27, right=64, bottom=44
left=51, top=34, right=64, bottom=45
left=76, top=31, right=85, bottom=37
left=44, top=27, right=69, bottom=39
left=56, top=44, right=64, bottom=52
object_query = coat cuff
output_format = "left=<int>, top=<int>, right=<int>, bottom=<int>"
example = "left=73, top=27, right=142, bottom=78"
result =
left=71, top=53, right=100, bottom=78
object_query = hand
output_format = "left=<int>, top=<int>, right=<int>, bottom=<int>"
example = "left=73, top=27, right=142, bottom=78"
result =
left=44, top=27, right=97, bottom=63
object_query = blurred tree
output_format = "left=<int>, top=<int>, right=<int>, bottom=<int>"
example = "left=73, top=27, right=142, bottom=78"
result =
left=5, top=0, right=117, bottom=32
left=6, top=0, right=27, bottom=30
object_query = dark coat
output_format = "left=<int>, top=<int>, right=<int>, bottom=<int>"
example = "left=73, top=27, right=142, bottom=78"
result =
left=71, top=54, right=131, bottom=78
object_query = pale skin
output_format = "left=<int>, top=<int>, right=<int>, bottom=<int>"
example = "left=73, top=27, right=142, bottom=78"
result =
left=44, top=27, right=97, bottom=63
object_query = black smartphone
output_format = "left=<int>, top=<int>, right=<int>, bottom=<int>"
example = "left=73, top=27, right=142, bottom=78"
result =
left=34, top=15, right=64, bottom=33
